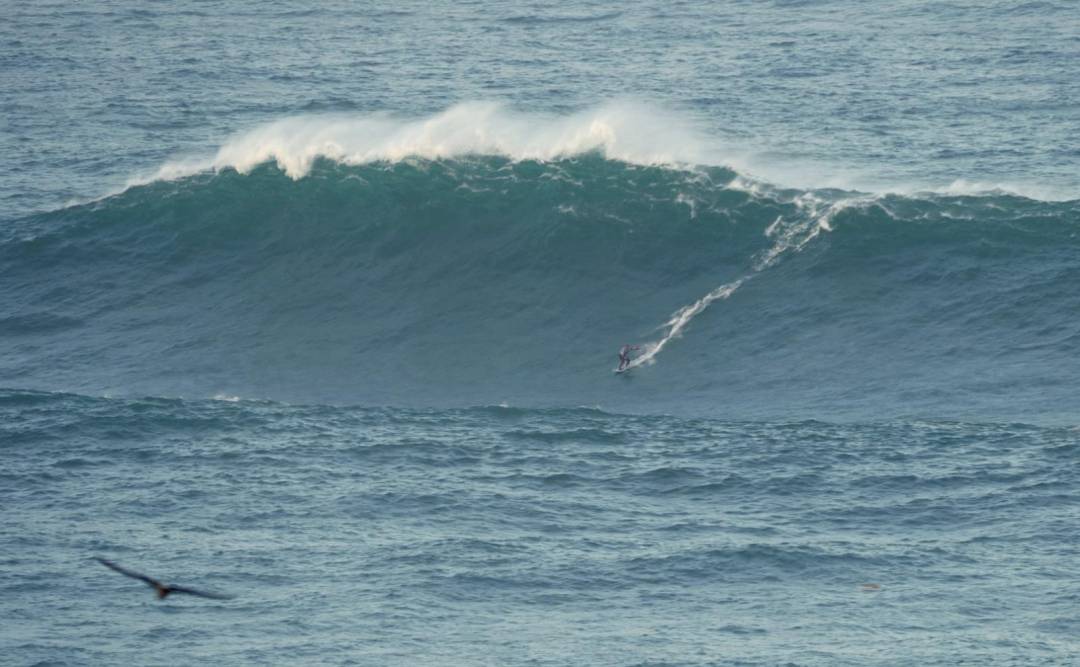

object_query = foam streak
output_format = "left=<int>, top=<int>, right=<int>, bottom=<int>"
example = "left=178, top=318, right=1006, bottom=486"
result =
left=627, top=196, right=844, bottom=369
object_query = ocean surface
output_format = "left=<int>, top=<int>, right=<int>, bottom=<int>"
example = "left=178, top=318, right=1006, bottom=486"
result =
left=2, top=1, right=1079, bottom=665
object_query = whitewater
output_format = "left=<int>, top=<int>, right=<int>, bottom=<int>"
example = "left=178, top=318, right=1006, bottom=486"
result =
left=2, top=2, right=1079, bottom=666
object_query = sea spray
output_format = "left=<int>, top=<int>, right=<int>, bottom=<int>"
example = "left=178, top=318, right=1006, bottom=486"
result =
left=134, top=102, right=713, bottom=186
left=119, top=105, right=1080, bottom=205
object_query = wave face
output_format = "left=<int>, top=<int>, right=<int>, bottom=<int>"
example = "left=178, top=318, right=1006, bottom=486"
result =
left=2, top=157, right=1078, bottom=421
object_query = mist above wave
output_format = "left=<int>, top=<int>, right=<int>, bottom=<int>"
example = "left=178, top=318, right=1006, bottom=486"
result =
left=143, top=102, right=710, bottom=184
left=125, top=102, right=1080, bottom=204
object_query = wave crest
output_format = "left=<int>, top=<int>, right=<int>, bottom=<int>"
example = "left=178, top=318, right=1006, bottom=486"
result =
left=143, top=102, right=709, bottom=184
left=127, top=103, right=1080, bottom=204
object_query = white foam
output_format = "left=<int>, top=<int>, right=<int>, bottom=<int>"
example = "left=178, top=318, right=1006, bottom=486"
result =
left=628, top=278, right=746, bottom=369
left=119, top=102, right=1080, bottom=203
left=141, top=101, right=710, bottom=184
left=627, top=192, right=853, bottom=370
left=929, top=178, right=1075, bottom=202
left=722, top=154, right=1080, bottom=203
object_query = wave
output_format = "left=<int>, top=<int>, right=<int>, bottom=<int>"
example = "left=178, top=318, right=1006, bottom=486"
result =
left=2, top=153, right=1079, bottom=421
left=128, top=103, right=1080, bottom=203
left=137, top=102, right=709, bottom=185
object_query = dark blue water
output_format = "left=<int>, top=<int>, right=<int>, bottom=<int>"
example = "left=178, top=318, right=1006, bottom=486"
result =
left=2, top=2, right=1079, bottom=665
left=3, top=390, right=1078, bottom=665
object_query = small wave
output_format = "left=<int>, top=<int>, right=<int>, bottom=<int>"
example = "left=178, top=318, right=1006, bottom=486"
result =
left=500, top=11, right=623, bottom=24
left=506, top=427, right=627, bottom=444
left=0, top=312, right=83, bottom=336
left=624, top=543, right=889, bottom=583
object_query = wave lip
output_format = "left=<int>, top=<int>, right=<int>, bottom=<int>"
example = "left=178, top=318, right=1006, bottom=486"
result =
left=142, top=102, right=709, bottom=185
left=130, top=103, right=1080, bottom=205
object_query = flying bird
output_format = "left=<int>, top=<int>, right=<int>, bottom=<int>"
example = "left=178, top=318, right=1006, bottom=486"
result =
left=95, top=557, right=234, bottom=600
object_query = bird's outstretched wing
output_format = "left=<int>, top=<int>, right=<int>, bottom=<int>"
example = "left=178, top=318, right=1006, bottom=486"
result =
left=95, top=557, right=161, bottom=588
left=168, top=585, right=235, bottom=600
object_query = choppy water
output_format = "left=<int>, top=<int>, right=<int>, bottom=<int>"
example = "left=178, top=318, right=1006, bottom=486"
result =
left=3, top=390, right=1078, bottom=665
left=2, top=1, right=1079, bottom=665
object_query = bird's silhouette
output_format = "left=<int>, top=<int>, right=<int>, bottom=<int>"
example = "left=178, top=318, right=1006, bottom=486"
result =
left=95, top=558, right=234, bottom=600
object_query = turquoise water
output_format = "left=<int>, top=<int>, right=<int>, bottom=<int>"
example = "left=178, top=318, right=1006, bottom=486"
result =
left=2, top=2, right=1079, bottom=665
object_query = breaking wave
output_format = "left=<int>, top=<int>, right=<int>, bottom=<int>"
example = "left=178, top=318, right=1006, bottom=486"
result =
left=3, top=129, right=1078, bottom=421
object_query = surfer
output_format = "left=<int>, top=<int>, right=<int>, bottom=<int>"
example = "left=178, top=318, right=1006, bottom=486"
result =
left=617, top=344, right=640, bottom=371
